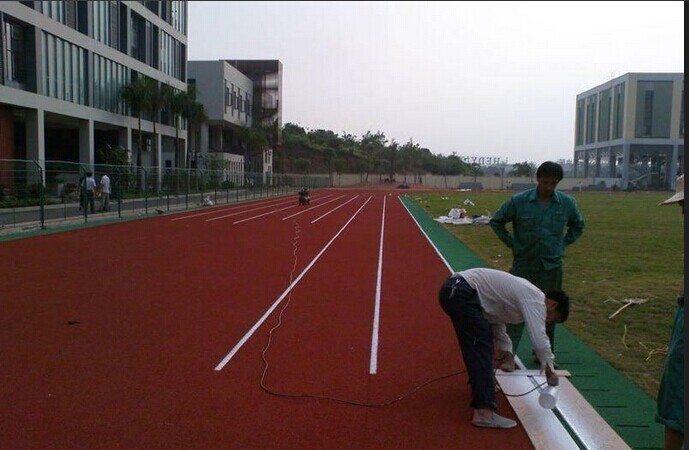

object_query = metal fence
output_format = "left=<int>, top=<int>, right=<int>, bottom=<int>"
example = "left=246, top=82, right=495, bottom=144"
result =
left=0, top=159, right=330, bottom=231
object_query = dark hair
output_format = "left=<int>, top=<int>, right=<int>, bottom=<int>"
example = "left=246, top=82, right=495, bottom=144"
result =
left=536, top=161, right=564, bottom=181
left=545, top=290, right=570, bottom=322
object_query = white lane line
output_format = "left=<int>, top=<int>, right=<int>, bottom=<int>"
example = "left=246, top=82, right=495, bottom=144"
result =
left=203, top=199, right=295, bottom=222
left=311, top=195, right=360, bottom=224
left=214, top=195, right=374, bottom=371
left=398, top=196, right=453, bottom=273
left=204, top=194, right=333, bottom=223
left=231, top=195, right=335, bottom=224
left=171, top=196, right=290, bottom=221
left=369, top=195, right=386, bottom=375
left=281, top=195, right=346, bottom=220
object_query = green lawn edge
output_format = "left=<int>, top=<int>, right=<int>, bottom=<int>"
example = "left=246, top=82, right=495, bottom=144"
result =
left=400, top=195, right=664, bottom=450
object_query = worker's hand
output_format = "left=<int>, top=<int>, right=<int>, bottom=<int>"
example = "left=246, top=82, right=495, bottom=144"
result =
left=497, top=351, right=515, bottom=372
left=545, top=365, right=559, bottom=386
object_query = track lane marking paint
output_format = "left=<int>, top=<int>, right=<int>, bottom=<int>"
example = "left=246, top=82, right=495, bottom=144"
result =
left=171, top=196, right=293, bottom=221
left=281, top=195, right=346, bottom=220
left=214, top=195, right=373, bottom=371
left=311, top=195, right=360, bottom=224
left=398, top=196, right=453, bottom=273
left=231, top=195, right=332, bottom=225
left=369, top=195, right=386, bottom=374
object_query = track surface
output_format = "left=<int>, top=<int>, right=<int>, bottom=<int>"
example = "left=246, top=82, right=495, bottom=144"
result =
left=0, top=189, right=533, bottom=449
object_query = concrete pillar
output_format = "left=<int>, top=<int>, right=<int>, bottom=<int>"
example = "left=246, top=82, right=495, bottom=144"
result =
left=181, top=136, right=187, bottom=169
left=156, top=131, right=162, bottom=188
left=119, top=127, right=132, bottom=164
left=621, top=143, right=631, bottom=189
left=79, top=119, right=94, bottom=171
left=25, top=108, right=45, bottom=184
left=608, top=147, right=616, bottom=178
left=583, top=151, right=589, bottom=178
left=594, top=148, right=601, bottom=178
left=668, top=145, right=679, bottom=188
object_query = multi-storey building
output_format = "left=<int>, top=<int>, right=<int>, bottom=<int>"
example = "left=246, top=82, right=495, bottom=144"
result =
left=573, top=73, right=684, bottom=190
left=0, top=1, right=188, bottom=186
left=189, top=59, right=282, bottom=179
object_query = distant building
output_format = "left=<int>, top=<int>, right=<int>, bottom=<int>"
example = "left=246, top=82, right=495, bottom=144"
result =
left=0, top=1, right=189, bottom=184
left=573, top=73, right=684, bottom=190
left=188, top=59, right=282, bottom=178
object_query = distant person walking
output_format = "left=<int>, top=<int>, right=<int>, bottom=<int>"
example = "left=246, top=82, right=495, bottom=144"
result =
left=489, top=161, right=584, bottom=365
left=656, top=174, right=684, bottom=450
left=84, top=172, right=96, bottom=214
left=100, top=174, right=111, bottom=212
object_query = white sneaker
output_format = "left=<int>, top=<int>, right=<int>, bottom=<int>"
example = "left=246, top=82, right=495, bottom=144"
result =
left=472, top=412, right=518, bottom=429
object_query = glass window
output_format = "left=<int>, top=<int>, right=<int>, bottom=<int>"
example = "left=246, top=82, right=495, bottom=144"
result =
left=597, top=88, right=611, bottom=142
left=4, top=20, right=27, bottom=84
left=635, top=80, right=672, bottom=138
left=575, top=99, right=585, bottom=146
left=64, top=40, right=72, bottom=101
left=93, top=54, right=100, bottom=108
left=80, top=47, right=87, bottom=103
left=613, top=83, right=625, bottom=139
left=585, top=95, right=597, bottom=144
left=56, top=35, right=64, bottom=99
left=47, top=33, right=55, bottom=96
left=72, top=46, right=79, bottom=103
left=41, top=31, right=49, bottom=95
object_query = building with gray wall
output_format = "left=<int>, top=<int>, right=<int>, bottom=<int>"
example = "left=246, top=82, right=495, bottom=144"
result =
left=0, top=1, right=188, bottom=183
left=189, top=59, right=282, bottom=177
left=573, top=72, right=684, bottom=190
left=187, top=59, right=251, bottom=180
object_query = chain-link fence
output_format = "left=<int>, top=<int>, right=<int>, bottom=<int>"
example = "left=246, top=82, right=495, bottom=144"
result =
left=1, top=159, right=330, bottom=232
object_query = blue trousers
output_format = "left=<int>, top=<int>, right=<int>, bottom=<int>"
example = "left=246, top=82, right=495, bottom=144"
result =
left=438, top=275, right=496, bottom=410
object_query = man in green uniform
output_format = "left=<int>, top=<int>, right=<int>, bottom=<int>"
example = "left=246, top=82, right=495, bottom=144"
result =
left=489, top=161, right=584, bottom=368
left=655, top=174, right=683, bottom=450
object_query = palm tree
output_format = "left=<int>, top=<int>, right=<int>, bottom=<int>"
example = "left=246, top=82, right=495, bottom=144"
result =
left=237, top=124, right=268, bottom=174
left=143, top=78, right=167, bottom=169
left=183, top=87, right=208, bottom=168
left=168, top=91, right=189, bottom=167
left=121, top=76, right=149, bottom=168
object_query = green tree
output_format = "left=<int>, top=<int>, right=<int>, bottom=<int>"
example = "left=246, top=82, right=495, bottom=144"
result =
left=183, top=87, right=208, bottom=168
left=143, top=78, right=167, bottom=168
left=121, top=76, right=150, bottom=167
left=509, top=161, right=537, bottom=178
left=295, top=157, right=311, bottom=174
left=162, top=85, right=189, bottom=168
left=237, top=124, right=269, bottom=174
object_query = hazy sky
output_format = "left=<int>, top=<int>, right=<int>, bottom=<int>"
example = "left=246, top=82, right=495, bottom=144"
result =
left=188, top=1, right=684, bottom=164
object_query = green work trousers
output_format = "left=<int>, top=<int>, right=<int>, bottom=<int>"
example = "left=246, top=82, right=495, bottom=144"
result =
left=507, top=265, right=563, bottom=353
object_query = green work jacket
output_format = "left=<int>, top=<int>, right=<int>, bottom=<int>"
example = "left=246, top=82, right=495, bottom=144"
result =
left=489, top=188, right=585, bottom=271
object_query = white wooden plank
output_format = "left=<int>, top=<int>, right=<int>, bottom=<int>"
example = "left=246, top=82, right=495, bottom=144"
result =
left=555, top=378, right=632, bottom=450
left=497, top=374, right=579, bottom=450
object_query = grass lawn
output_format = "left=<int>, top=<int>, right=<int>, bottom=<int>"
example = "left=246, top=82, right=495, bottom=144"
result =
left=409, top=189, right=684, bottom=399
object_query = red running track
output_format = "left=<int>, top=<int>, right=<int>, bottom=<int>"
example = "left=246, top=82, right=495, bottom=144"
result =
left=0, top=189, right=533, bottom=449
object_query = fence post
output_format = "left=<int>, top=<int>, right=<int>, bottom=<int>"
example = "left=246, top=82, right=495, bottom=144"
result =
left=33, top=160, right=46, bottom=229
left=143, top=167, right=148, bottom=215
left=80, top=166, right=88, bottom=223
left=185, top=168, right=189, bottom=209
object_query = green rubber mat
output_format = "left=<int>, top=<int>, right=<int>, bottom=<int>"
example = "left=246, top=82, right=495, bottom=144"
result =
left=401, top=195, right=664, bottom=450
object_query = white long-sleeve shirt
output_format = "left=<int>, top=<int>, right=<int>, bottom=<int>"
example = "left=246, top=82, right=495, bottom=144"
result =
left=458, top=267, right=555, bottom=370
